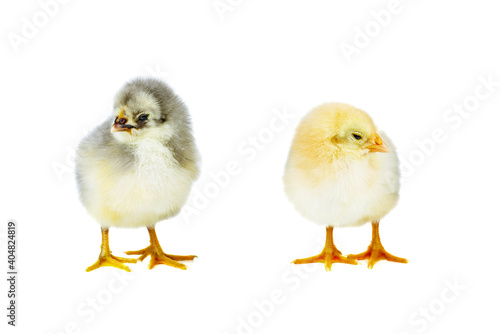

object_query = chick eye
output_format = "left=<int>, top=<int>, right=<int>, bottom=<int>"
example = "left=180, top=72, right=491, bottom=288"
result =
left=352, top=133, right=362, bottom=140
left=138, top=114, right=149, bottom=122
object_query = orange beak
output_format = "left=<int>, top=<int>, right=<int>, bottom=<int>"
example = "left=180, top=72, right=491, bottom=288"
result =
left=365, top=133, right=389, bottom=153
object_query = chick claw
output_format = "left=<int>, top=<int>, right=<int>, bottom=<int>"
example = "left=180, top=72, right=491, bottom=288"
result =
left=86, top=253, right=137, bottom=272
left=125, top=246, right=197, bottom=270
left=348, top=245, right=407, bottom=269
left=293, top=249, right=358, bottom=272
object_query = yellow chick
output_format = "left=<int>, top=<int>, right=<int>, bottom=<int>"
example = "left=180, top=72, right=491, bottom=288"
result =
left=283, top=103, right=407, bottom=270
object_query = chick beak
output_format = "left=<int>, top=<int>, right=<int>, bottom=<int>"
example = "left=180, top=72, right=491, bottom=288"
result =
left=111, top=114, right=134, bottom=133
left=365, top=133, right=389, bottom=153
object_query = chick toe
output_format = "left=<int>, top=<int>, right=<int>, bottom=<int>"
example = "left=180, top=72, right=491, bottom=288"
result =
left=293, top=251, right=357, bottom=272
left=125, top=246, right=152, bottom=262
left=86, top=254, right=136, bottom=272
left=348, top=248, right=408, bottom=269
left=148, top=253, right=188, bottom=270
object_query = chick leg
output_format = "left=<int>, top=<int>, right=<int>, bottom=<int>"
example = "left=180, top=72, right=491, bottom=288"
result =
left=348, top=221, right=408, bottom=269
left=125, top=227, right=197, bottom=270
left=86, top=228, right=137, bottom=272
left=293, top=226, right=358, bottom=271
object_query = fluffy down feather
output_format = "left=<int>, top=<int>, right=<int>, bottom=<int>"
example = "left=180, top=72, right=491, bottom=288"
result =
left=283, top=103, right=400, bottom=227
left=76, top=78, right=199, bottom=228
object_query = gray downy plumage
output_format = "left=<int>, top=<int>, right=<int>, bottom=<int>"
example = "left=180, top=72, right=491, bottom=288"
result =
left=75, top=78, right=200, bottom=228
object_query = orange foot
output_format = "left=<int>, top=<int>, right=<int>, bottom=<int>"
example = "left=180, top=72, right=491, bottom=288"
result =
left=348, top=245, right=407, bottom=269
left=125, top=245, right=196, bottom=270
left=125, top=227, right=196, bottom=270
left=293, top=248, right=357, bottom=271
left=348, top=222, right=408, bottom=269
left=293, top=226, right=358, bottom=271
left=86, top=253, right=137, bottom=272
left=86, top=228, right=137, bottom=272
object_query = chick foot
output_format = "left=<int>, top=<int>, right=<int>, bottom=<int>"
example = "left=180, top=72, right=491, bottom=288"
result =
left=125, top=227, right=197, bottom=270
left=86, top=228, right=137, bottom=272
left=292, top=226, right=357, bottom=271
left=348, top=222, right=408, bottom=269
left=86, top=253, right=137, bottom=272
left=293, top=248, right=357, bottom=271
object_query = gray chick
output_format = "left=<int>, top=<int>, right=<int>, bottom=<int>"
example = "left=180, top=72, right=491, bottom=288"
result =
left=76, top=78, right=200, bottom=272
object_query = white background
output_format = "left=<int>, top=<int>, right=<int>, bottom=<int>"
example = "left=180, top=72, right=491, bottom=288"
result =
left=1, top=1, right=499, bottom=333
